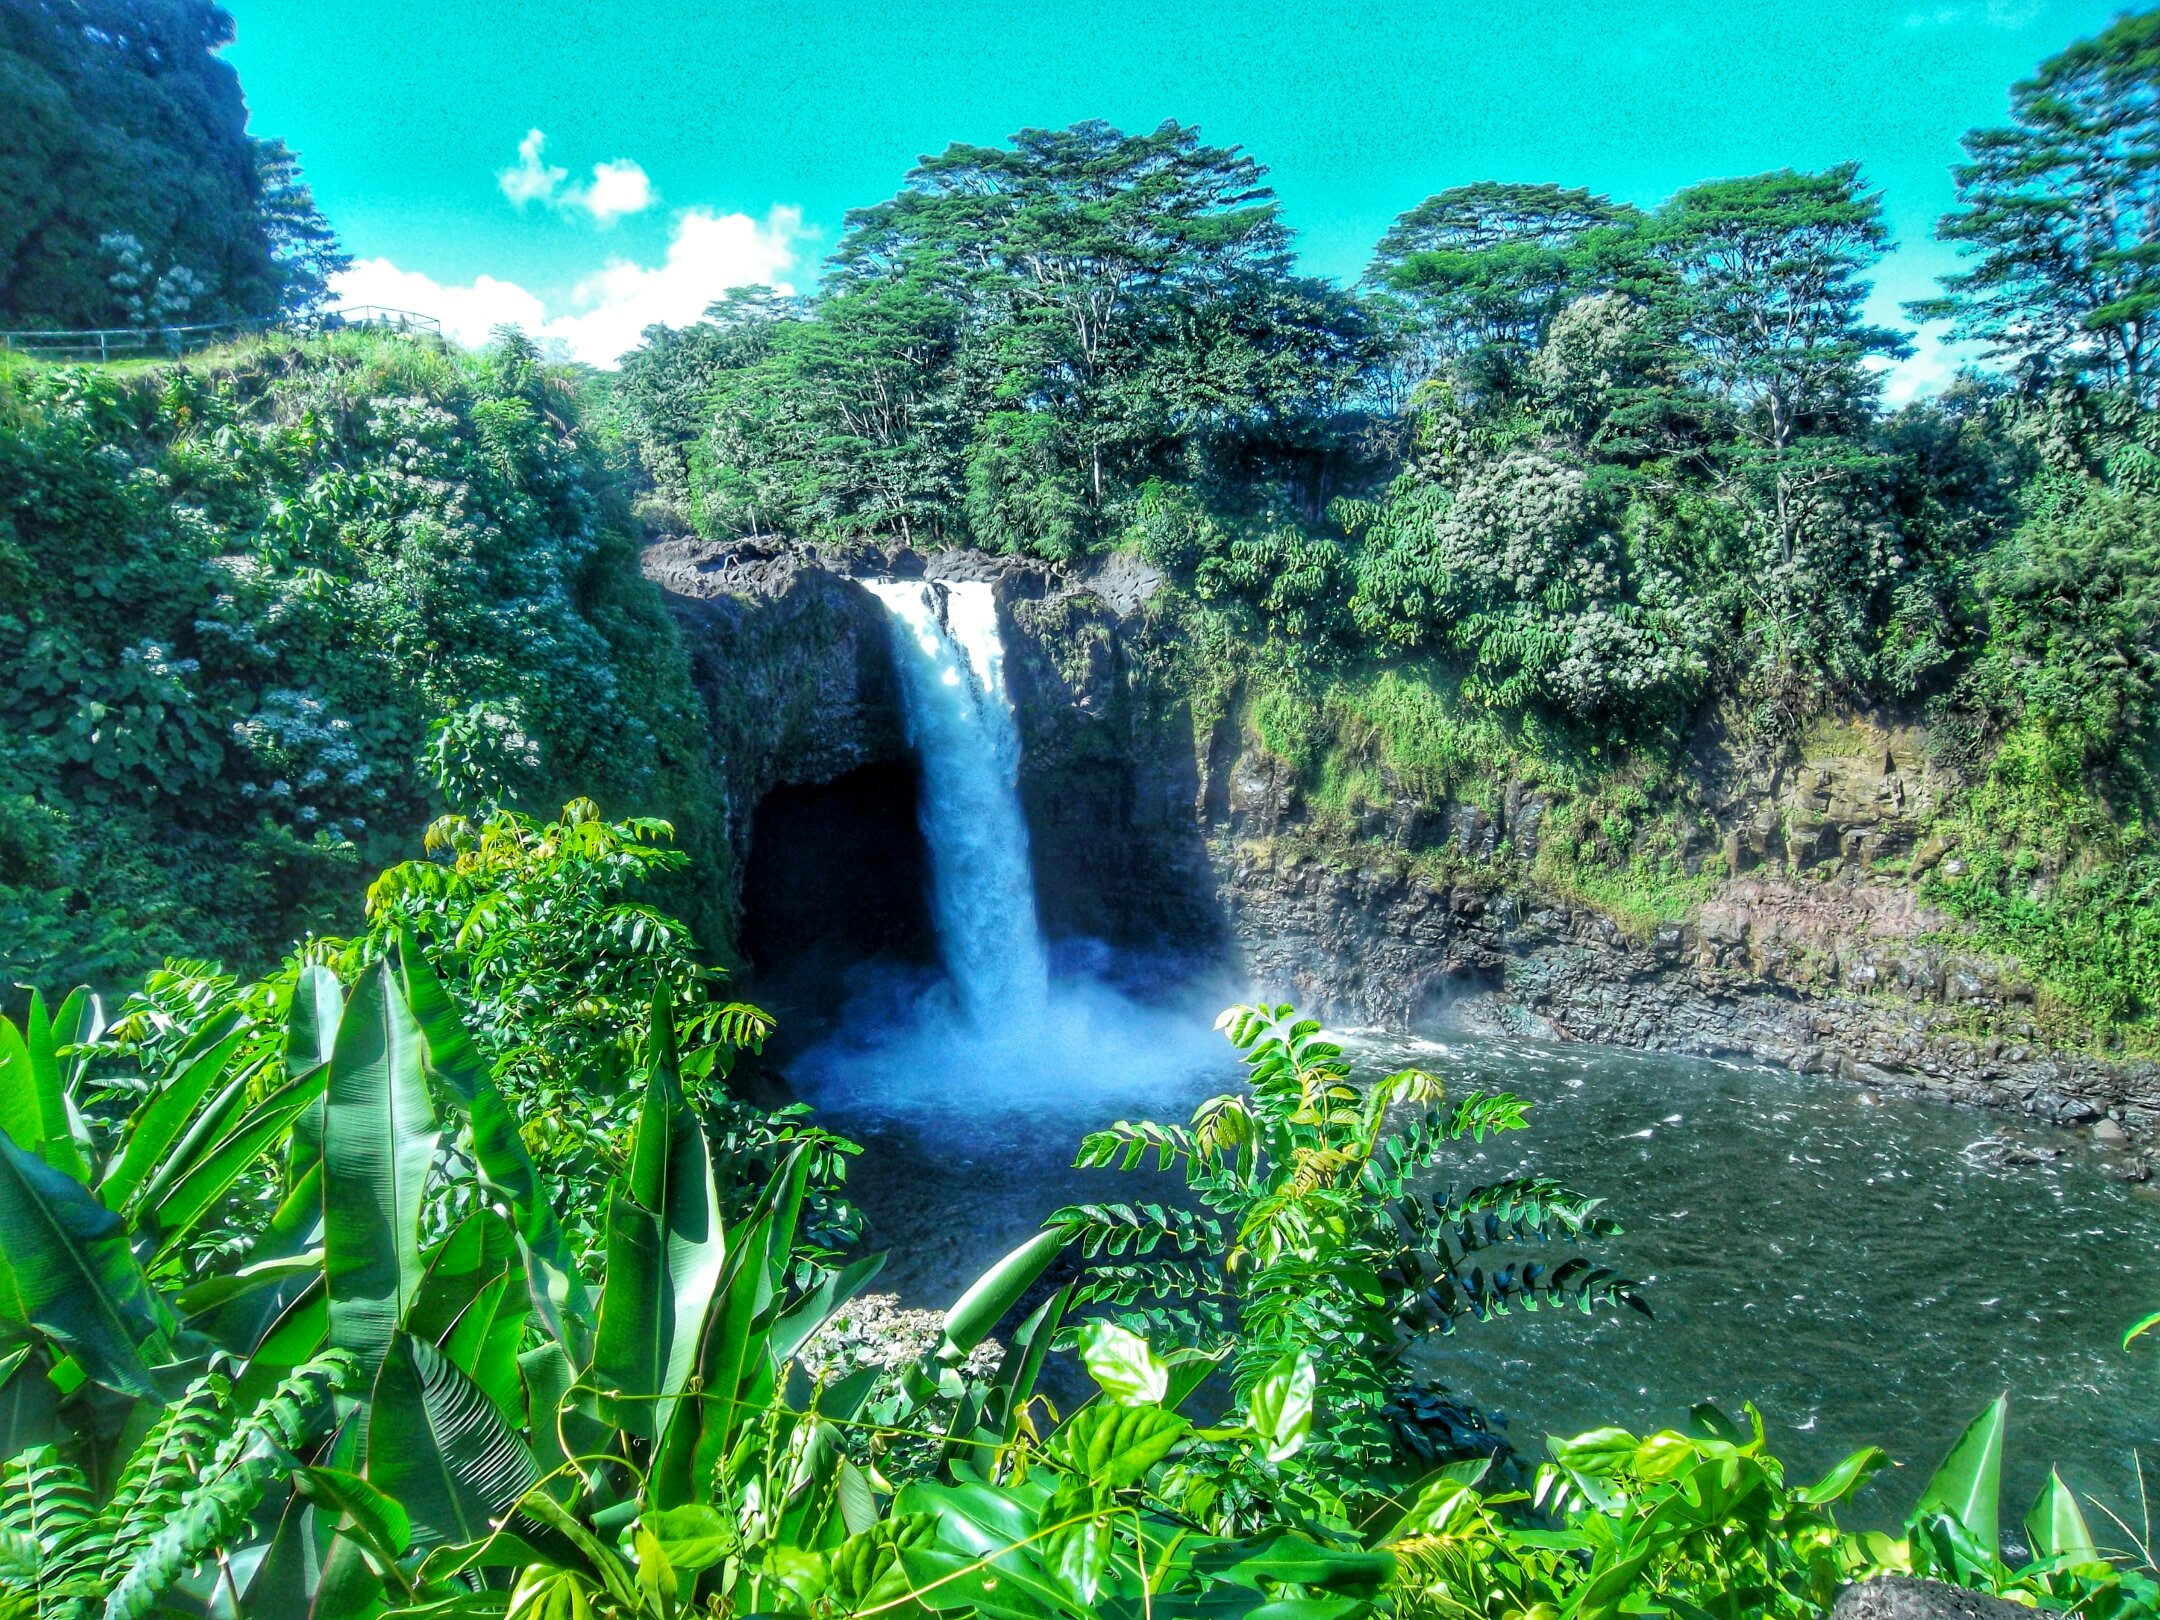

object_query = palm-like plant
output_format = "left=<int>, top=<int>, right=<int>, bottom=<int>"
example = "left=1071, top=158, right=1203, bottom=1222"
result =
left=1050, top=1003, right=1646, bottom=1502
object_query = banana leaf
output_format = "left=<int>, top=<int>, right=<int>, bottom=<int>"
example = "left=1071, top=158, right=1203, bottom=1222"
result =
left=324, top=965, right=437, bottom=1373
left=0, top=1135, right=170, bottom=1397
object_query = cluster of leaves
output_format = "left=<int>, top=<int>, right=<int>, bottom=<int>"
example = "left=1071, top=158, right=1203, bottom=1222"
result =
left=1051, top=1004, right=1643, bottom=1528
left=0, top=0, right=344, bottom=326
left=0, top=880, right=2153, bottom=1616
left=0, top=330, right=723, bottom=991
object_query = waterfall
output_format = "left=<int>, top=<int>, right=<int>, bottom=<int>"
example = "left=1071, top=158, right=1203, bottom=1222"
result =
left=864, top=578, right=1051, bottom=1023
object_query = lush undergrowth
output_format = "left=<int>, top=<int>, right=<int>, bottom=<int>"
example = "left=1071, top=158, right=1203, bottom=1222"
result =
left=0, top=331, right=723, bottom=993
left=0, top=815, right=2147, bottom=1618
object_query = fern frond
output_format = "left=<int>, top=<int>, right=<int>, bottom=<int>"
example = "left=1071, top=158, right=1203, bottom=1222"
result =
left=1073, top=1120, right=1207, bottom=1172
left=1047, top=1202, right=1219, bottom=1259
left=0, top=1447, right=97, bottom=1597
left=1067, top=1257, right=1228, bottom=1308
left=101, top=1353, right=353, bottom=1620
left=97, top=1374, right=235, bottom=1584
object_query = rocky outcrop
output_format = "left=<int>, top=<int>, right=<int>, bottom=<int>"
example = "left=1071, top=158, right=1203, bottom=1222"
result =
left=642, top=538, right=2160, bottom=1140
left=1832, top=1577, right=2034, bottom=1620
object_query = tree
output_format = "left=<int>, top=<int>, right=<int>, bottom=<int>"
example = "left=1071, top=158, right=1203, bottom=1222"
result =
left=0, top=0, right=279, bottom=326
left=1915, top=9, right=2160, bottom=404
left=699, top=266, right=967, bottom=543
left=1648, top=165, right=1909, bottom=594
left=829, top=120, right=1354, bottom=535
left=1366, top=182, right=1638, bottom=393
left=616, top=287, right=797, bottom=524
left=252, top=137, right=349, bottom=317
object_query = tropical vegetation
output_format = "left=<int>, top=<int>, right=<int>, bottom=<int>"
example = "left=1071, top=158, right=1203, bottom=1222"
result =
left=0, top=834, right=2147, bottom=1618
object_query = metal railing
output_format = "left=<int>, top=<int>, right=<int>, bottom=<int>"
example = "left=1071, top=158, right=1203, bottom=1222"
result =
left=0, top=305, right=444, bottom=363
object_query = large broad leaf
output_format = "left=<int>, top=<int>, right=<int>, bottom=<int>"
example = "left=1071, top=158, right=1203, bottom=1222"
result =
left=1912, top=1394, right=2006, bottom=1556
left=9, top=995, right=88, bottom=1182
left=941, top=1229, right=1064, bottom=1363
left=101, top=1030, right=251, bottom=1219
left=96, top=1028, right=246, bottom=1214
left=1076, top=1319, right=1168, bottom=1406
left=2025, top=1468, right=2101, bottom=1565
left=325, top=965, right=438, bottom=1373
left=288, top=965, right=344, bottom=1080
left=393, top=935, right=591, bottom=1355
left=141, top=1066, right=326, bottom=1263
left=0, top=1136, right=169, bottom=1396
left=368, top=1331, right=539, bottom=1554
left=660, top=1150, right=816, bottom=1506
left=1247, top=1348, right=1318, bottom=1462
left=591, top=1034, right=725, bottom=1445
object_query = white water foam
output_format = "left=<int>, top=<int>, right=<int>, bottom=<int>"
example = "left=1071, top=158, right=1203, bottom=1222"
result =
left=791, top=578, right=1227, bottom=1125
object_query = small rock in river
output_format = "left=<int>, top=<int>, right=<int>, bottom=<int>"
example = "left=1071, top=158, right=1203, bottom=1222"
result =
left=1855, top=1090, right=1882, bottom=1106
left=2095, top=1118, right=2130, bottom=1146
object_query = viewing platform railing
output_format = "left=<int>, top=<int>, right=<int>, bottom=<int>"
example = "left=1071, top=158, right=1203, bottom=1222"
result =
left=0, top=305, right=444, bottom=363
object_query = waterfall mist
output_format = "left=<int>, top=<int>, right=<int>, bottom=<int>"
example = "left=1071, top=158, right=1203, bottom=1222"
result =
left=788, top=578, right=1227, bottom=1128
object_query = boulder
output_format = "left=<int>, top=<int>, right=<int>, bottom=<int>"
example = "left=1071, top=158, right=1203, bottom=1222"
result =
left=1833, top=1576, right=2043, bottom=1620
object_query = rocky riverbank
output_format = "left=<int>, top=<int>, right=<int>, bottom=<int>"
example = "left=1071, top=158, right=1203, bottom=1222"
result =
left=641, top=536, right=2160, bottom=1148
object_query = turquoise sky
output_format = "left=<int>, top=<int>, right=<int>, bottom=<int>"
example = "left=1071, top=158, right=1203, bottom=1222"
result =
left=223, top=0, right=2126, bottom=382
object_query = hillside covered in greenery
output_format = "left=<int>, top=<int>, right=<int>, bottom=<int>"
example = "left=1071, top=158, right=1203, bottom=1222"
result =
left=611, top=11, right=2160, bottom=1044
left=0, top=331, right=723, bottom=988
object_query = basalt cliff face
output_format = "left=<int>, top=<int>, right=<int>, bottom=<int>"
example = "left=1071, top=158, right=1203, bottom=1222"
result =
left=643, top=537, right=2160, bottom=1142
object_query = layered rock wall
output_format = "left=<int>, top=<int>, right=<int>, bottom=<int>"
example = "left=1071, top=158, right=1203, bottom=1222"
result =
left=643, top=538, right=2160, bottom=1138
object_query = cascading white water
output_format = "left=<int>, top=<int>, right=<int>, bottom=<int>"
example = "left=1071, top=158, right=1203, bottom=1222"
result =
left=864, top=578, right=1051, bottom=1023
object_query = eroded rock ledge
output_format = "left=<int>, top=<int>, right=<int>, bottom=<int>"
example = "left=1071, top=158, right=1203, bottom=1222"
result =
left=642, top=537, right=2160, bottom=1143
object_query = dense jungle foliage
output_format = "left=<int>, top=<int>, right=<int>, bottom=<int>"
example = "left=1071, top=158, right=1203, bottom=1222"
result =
left=0, top=330, right=726, bottom=990
left=609, top=8, right=2160, bottom=1046
left=1, top=0, right=344, bottom=327
left=0, top=827, right=2146, bottom=1619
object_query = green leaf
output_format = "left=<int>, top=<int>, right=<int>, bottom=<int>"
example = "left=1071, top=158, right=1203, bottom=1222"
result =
left=591, top=1012, right=724, bottom=1445
left=97, top=1028, right=247, bottom=1214
left=288, top=964, right=344, bottom=1079
left=653, top=1157, right=804, bottom=1505
left=393, top=935, right=591, bottom=1356
left=0, top=1134, right=168, bottom=1396
left=1912, top=1394, right=2006, bottom=1556
left=1048, top=1402, right=1189, bottom=1490
left=325, top=964, right=438, bottom=1373
left=18, top=994, right=88, bottom=1182
left=941, top=1229, right=1064, bottom=1363
left=1193, top=1532, right=1396, bottom=1595
left=2025, top=1468, right=2101, bottom=1565
left=1795, top=1445, right=1889, bottom=1505
left=647, top=1503, right=731, bottom=1575
left=367, top=1331, right=538, bottom=1554
left=142, top=1066, right=326, bottom=1262
left=294, top=1463, right=414, bottom=1570
left=1076, top=1318, right=1168, bottom=1405
left=1040, top=1476, right=1113, bottom=1604
left=1247, top=1347, right=1317, bottom=1462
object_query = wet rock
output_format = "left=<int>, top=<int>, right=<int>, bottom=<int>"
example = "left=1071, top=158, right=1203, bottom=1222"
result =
left=1832, top=1576, right=2034, bottom=1620
left=2096, top=1117, right=2130, bottom=1145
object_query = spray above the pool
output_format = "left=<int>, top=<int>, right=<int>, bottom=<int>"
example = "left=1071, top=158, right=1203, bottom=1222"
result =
left=863, top=578, right=1050, bottom=1023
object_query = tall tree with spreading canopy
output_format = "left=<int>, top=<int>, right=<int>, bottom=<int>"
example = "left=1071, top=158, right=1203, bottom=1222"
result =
left=1915, top=10, right=2160, bottom=404
left=0, top=0, right=280, bottom=326
left=1647, top=165, right=1909, bottom=634
left=1366, top=182, right=1637, bottom=393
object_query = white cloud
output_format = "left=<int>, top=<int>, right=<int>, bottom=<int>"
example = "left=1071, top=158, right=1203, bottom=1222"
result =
left=328, top=205, right=807, bottom=366
left=578, top=159, right=655, bottom=224
left=497, top=129, right=566, bottom=208
left=497, top=129, right=657, bottom=225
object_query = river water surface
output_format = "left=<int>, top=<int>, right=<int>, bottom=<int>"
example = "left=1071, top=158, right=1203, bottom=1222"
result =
left=789, top=1002, right=2160, bottom=1529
